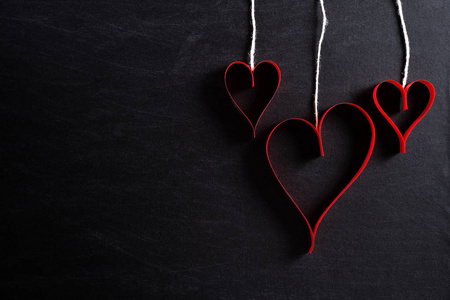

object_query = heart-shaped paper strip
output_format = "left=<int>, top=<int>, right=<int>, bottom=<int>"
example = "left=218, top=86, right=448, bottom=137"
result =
left=266, top=103, right=375, bottom=253
left=225, top=61, right=281, bottom=138
left=373, top=80, right=435, bottom=153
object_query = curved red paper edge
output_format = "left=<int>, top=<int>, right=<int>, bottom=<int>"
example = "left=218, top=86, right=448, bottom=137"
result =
left=372, top=80, right=435, bottom=153
left=265, top=103, right=376, bottom=253
left=224, top=61, right=281, bottom=138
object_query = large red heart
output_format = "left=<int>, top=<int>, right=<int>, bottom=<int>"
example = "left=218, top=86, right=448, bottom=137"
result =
left=373, top=80, right=435, bottom=153
left=224, top=61, right=281, bottom=138
left=266, top=103, right=375, bottom=253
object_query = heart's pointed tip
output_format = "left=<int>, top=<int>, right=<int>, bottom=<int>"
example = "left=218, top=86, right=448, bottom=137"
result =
left=308, top=236, right=315, bottom=254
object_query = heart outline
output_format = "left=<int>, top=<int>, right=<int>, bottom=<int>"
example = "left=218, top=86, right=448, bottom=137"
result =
left=372, top=80, right=435, bottom=153
left=224, top=61, right=281, bottom=138
left=266, top=103, right=376, bottom=253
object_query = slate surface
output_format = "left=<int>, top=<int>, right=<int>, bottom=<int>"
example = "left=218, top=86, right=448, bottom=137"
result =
left=1, top=0, right=449, bottom=299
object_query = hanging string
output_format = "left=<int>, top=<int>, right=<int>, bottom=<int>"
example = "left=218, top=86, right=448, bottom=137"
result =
left=395, top=0, right=410, bottom=87
left=249, top=0, right=256, bottom=70
left=314, top=0, right=328, bottom=128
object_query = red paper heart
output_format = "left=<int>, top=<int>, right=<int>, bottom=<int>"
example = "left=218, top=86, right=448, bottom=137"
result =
left=373, top=80, right=435, bottom=153
left=266, top=103, right=375, bottom=253
left=225, top=61, right=281, bottom=138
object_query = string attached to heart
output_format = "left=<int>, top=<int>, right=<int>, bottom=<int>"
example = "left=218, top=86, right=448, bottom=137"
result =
left=249, top=0, right=256, bottom=70
left=266, top=0, right=375, bottom=253
left=396, top=0, right=410, bottom=88
left=313, top=0, right=328, bottom=128
left=224, top=0, right=281, bottom=138
left=372, top=0, right=435, bottom=153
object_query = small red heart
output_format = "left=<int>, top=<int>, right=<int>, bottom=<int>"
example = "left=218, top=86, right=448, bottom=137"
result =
left=225, top=61, right=281, bottom=138
left=266, top=103, right=375, bottom=253
left=373, top=80, right=435, bottom=153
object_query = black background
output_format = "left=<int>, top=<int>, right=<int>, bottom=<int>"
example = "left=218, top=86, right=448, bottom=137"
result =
left=1, top=0, right=449, bottom=299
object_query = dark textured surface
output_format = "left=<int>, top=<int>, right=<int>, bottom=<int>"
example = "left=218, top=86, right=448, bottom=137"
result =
left=1, top=0, right=449, bottom=299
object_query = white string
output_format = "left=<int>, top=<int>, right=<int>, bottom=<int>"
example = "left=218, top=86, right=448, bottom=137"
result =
left=395, top=0, right=410, bottom=87
left=314, top=0, right=328, bottom=128
left=250, top=0, right=256, bottom=70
